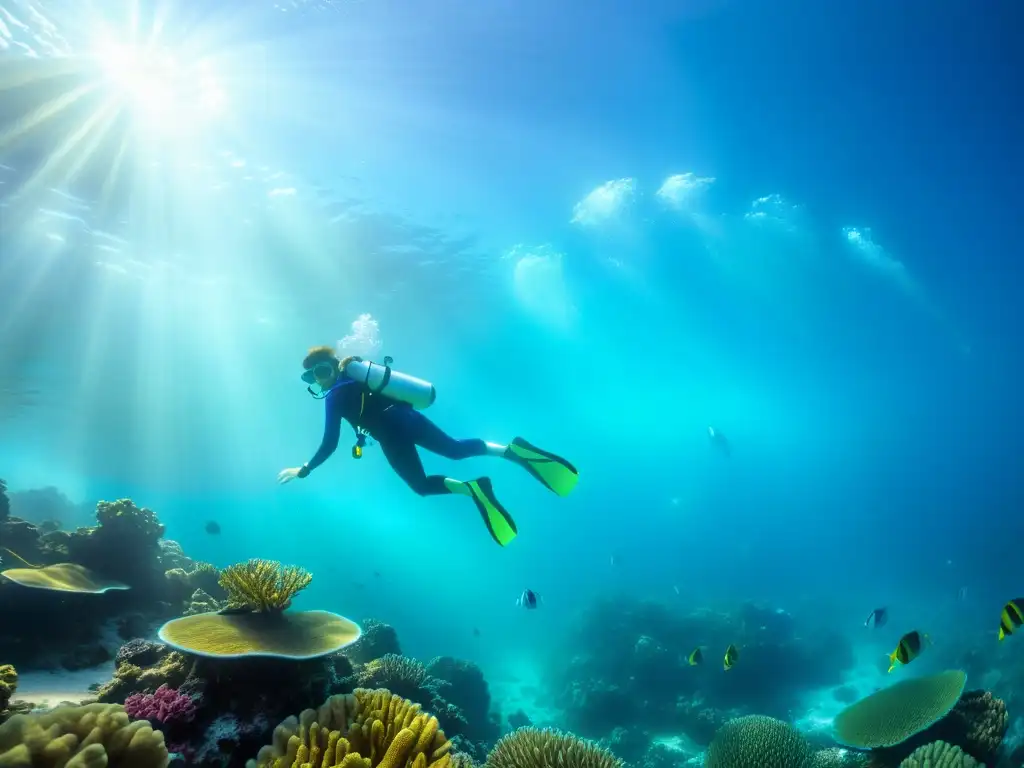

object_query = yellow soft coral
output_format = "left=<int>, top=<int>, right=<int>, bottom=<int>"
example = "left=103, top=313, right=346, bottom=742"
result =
left=0, top=702, right=169, bottom=767
left=247, top=688, right=452, bottom=768
left=0, top=666, right=16, bottom=714
left=219, top=559, right=312, bottom=612
left=485, top=729, right=622, bottom=768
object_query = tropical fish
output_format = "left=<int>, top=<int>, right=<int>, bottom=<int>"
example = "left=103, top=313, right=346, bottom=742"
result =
left=723, top=644, right=739, bottom=670
left=517, top=589, right=542, bottom=609
left=998, top=598, right=1024, bottom=641
left=204, top=520, right=221, bottom=535
left=888, top=630, right=926, bottom=673
left=865, top=607, right=888, bottom=629
left=957, top=586, right=968, bottom=601
left=688, top=647, right=703, bottom=666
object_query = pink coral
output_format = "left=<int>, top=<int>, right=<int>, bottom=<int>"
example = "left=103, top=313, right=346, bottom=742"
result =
left=124, top=684, right=196, bottom=724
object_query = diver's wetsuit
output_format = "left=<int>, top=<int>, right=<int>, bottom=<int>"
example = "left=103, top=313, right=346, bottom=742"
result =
left=299, top=378, right=487, bottom=494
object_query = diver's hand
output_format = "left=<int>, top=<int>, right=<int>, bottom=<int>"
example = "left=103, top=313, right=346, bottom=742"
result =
left=277, top=467, right=303, bottom=484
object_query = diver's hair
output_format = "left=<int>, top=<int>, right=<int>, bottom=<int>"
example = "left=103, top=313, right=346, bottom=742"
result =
left=302, top=345, right=339, bottom=370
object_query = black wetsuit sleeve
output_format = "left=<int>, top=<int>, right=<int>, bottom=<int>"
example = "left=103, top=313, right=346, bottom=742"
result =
left=301, top=384, right=356, bottom=475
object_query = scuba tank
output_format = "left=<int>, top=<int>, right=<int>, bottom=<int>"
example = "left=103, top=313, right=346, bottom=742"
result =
left=343, top=356, right=436, bottom=459
left=343, top=356, right=437, bottom=410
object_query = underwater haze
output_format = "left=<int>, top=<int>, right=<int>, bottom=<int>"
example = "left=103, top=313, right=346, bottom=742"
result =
left=1, top=0, right=1023, bottom=740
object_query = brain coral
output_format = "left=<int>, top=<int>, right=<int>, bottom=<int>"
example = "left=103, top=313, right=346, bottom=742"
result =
left=833, top=670, right=967, bottom=749
left=484, top=728, right=622, bottom=768
left=705, top=715, right=810, bottom=768
left=899, top=741, right=979, bottom=768
left=0, top=702, right=169, bottom=767
left=247, top=687, right=452, bottom=768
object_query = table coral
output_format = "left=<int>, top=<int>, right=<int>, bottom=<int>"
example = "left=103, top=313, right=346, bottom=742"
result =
left=158, top=608, right=361, bottom=660
left=0, top=561, right=129, bottom=593
left=833, top=670, right=967, bottom=749
left=0, top=702, right=169, bottom=767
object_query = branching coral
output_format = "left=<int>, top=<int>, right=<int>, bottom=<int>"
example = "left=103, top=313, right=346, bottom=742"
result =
left=0, top=665, right=16, bottom=714
left=0, top=702, right=169, bottom=767
left=247, top=687, right=453, bottom=768
left=899, top=741, right=979, bottom=768
left=219, top=559, right=312, bottom=612
left=705, top=715, right=810, bottom=768
left=484, top=727, right=622, bottom=768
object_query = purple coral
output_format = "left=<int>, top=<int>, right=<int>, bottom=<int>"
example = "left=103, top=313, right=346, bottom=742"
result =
left=124, top=684, right=196, bottom=724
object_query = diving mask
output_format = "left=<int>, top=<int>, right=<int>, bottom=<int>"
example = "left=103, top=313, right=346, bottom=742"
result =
left=301, top=361, right=337, bottom=386
left=302, top=361, right=339, bottom=399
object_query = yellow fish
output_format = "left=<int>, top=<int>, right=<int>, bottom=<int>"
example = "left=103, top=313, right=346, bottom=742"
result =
left=688, top=647, right=703, bottom=666
left=888, top=630, right=927, bottom=673
left=723, top=643, right=739, bottom=671
left=998, top=598, right=1024, bottom=641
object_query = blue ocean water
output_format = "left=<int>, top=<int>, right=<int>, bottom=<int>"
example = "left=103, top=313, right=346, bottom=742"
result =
left=1, top=0, right=1023, bottom=752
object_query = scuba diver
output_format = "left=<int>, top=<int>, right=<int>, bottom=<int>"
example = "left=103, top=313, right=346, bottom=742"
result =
left=277, top=345, right=579, bottom=546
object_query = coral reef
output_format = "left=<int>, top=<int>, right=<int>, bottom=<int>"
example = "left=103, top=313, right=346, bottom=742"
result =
left=898, top=741, right=979, bottom=768
left=356, top=654, right=432, bottom=702
left=833, top=670, right=968, bottom=749
left=97, top=634, right=357, bottom=766
left=185, top=588, right=228, bottom=616
left=0, top=496, right=218, bottom=670
left=426, top=657, right=500, bottom=748
left=865, top=687, right=1009, bottom=767
left=545, top=595, right=852, bottom=741
left=705, top=715, right=811, bottom=768
left=346, top=619, right=402, bottom=665
left=0, top=480, right=9, bottom=523
left=247, top=688, right=453, bottom=768
left=157, top=560, right=360, bottom=661
left=353, top=654, right=497, bottom=762
left=0, top=702, right=169, bottom=767
left=485, top=727, right=622, bottom=768
left=0, top=664, right=16, bottom=718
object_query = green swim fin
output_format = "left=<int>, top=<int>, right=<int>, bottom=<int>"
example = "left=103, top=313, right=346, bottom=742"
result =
left=505, top=437, right=579, bottom=497
left=466, top=477, right=518, bottom=547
